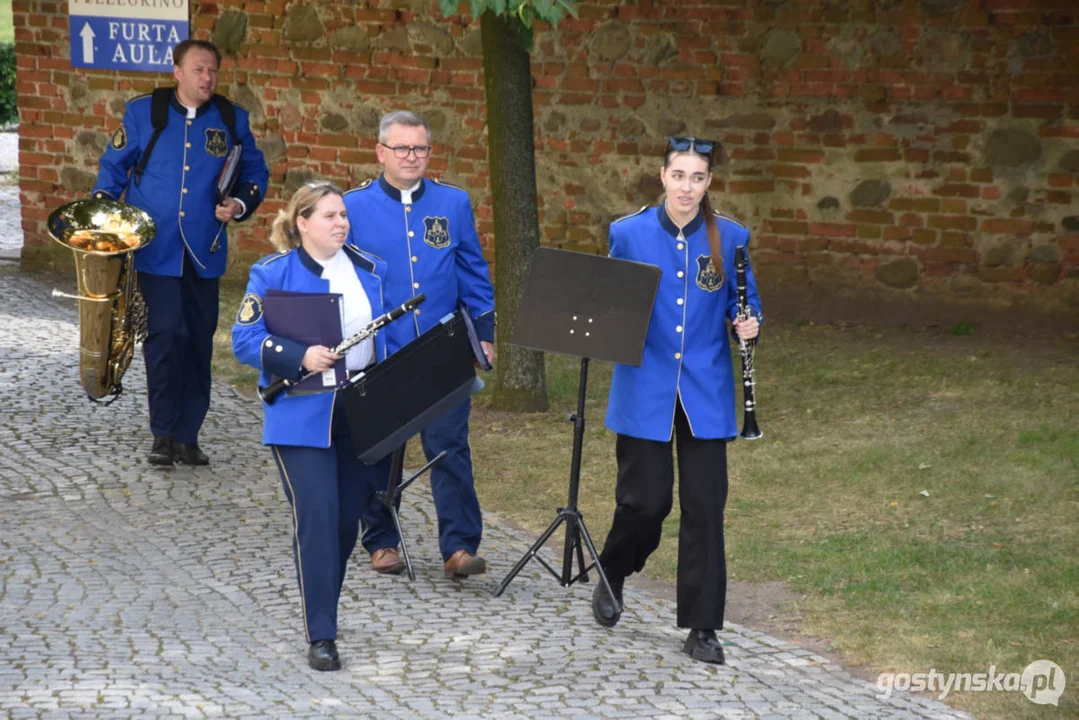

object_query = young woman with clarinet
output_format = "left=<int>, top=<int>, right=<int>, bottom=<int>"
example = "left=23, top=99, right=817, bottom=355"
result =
left=232, top=181, right=396, bottom=672
left=590, top=137, right=762, bottom=665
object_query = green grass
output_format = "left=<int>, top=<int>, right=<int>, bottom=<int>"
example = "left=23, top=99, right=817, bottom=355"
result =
left=0, top=0, right=12, bottom=45
left=212, top=285, right=1077, bottom=719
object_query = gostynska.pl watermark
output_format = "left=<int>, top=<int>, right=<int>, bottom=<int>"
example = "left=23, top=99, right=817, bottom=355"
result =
left=876, top=659, right=1065, bottom=705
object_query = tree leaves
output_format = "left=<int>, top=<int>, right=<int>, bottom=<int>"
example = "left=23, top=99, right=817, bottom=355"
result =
left=433, top=0, right=577, bottom=51
left=437, top=0, right=460, bottom=18
left=436, top=0, right=578, bottom=27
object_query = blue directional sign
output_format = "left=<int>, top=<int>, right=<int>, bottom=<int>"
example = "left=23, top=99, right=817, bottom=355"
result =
left=69, top=0, right=189, bottom=73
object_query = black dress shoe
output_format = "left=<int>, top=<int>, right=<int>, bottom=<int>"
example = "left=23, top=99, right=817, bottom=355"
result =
left=148, top=436, right=174, bottom=466
left=308, top=639, right=341, bottom=671
left=683, top=629, right=725, bottom=665
left=174, top=442, right=209, bottom=466
left=591, top=573, right=623, bottom=628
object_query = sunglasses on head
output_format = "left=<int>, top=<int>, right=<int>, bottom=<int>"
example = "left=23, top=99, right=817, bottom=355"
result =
left=667, top=136, right=715, bottom=158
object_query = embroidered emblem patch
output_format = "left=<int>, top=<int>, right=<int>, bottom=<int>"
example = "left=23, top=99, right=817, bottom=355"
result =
left=111, top=125, right=127, bottom=150
left=695, top=255, right=723, bottom=292
left=423, top=216, right=451, bottom=249
left=236, top=293, right=263, bottom=325
left=205, top=128, right=228, bottom=157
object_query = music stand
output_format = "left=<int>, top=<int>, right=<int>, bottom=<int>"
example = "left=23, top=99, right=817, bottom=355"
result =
left=493, top=248, right=660, bottom=612
left=341, top=310, right=483, bottom=580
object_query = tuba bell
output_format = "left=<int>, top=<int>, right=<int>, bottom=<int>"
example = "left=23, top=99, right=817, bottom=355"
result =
left=47, top=198, right=156, bottom=402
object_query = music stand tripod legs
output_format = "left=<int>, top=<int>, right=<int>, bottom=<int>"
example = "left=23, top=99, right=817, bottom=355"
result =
left=374, top=445, right=447, bottom=581
left=493, top=358, right=621, bottom=614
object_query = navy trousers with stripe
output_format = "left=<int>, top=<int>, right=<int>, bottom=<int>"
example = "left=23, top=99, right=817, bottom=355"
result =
left=137, top=252, right=219, bottom=445
left=272, top=408, right=391, bottom=642
left=360, top=397, right=483, bottom=561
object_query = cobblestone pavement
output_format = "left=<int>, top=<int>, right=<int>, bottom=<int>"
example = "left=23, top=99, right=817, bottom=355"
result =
left=0, top=132, right=16, bottom=174
left=1, top=132, right=24, bottom=256
left=0, top=269, right=973, bottom=719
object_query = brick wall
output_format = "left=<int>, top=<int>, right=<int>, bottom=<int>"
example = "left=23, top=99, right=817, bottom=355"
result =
left=13, top=0, right=1079, bottom=317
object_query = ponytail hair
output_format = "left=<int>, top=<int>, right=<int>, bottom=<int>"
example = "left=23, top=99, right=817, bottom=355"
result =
left=269, top=180, right=345, bottom=252
left=700, top=192, right=723, bottom=287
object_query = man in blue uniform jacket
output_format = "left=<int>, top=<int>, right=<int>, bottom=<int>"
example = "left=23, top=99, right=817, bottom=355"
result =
left=344, top=110, right=495, bottom=578
left=92, top=39, right=269, bottom=468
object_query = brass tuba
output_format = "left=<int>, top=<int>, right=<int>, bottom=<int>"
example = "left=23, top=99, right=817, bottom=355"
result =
left=47, top=198, right=156, bottom=402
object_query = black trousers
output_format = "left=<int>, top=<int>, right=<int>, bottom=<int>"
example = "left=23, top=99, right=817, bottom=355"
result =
left=598, top=401, right=729, bottom=630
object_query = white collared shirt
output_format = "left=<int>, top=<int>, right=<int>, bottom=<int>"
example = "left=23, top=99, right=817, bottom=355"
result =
left=314, top=249, right=375, bottom=370
left=398, top=180, right=422, bottom=205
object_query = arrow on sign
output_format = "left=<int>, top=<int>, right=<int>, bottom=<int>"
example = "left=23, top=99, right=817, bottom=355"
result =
left=80, top=23, right=95, bottom=64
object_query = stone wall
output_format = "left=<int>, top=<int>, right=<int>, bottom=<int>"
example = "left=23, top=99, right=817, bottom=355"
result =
left=13, top=0, right=1079, bottom=317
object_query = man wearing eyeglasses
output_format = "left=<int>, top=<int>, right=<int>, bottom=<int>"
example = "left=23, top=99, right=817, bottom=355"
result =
left=344, top=110, right=495, bottom=579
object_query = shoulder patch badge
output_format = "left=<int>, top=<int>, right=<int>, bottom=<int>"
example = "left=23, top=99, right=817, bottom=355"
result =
left=695, top=254, right=723, bottom=292
left=423, top=216, right=451, bottom=249
left=236, top=293, right=263, bottom=325
left=205, top=128, right=228, bottom=158
left=111, top=125, right=128, bottom=150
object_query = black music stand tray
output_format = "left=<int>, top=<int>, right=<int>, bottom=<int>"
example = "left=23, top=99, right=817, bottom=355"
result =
left=493, top=248, right=660, bottom=610
left=340, top=311, right=483, bottom=581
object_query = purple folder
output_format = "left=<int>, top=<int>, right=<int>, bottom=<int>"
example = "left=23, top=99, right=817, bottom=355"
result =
left=262, top=289, right=345, bottom=392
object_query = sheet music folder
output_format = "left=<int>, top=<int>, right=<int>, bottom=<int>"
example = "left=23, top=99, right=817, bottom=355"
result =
left=216, top=146, right=243, bottom=203
left=262, top=289, right=345, bottom=391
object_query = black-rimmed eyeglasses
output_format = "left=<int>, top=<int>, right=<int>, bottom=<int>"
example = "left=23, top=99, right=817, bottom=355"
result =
left=667, top=136, right=715, bottom=158
left=380, top=143, right=432, bottom=159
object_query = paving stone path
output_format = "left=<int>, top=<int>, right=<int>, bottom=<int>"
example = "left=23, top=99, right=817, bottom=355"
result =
left=1, top=132, right=24, bottom=257
left=0, top=269, right=973, bottom=717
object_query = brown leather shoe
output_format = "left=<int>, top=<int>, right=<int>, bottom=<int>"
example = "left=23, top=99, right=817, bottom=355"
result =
left=443, top=549, right=487, bottom=578
left=370, top=547, right=405, bottom=575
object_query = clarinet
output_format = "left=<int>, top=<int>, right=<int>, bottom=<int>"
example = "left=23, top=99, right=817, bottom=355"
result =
left=258, top=294, right=425, bottom=404
left=735, top=246, right=762, bottom=440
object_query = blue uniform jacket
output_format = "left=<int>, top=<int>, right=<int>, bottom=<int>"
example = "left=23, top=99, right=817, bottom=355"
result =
left=343, top=175, right=495, bottom=353
left=93, top=90, right=270, bottom=278
left=232, top=245, right=388, bottom=448
left=606, top=206, right=763, bottom=442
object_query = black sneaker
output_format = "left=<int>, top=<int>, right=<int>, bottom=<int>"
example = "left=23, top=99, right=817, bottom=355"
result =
left=174, top=442, right=209, bottom=466
left=148, top=436, right=174, bottom=466
left=683, top=629, right=725, bottom=665
left=591, top=573, right=624, bottom=628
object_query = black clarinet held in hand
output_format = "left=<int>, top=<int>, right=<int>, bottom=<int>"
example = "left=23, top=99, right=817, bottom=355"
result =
left=734, top=246, right=762, bottom=440
left=258, top=294, right=426, bottom=405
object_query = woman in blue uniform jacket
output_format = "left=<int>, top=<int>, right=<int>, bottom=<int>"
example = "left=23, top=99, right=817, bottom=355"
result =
left=590, top=137, right=762, bottom=666
left=232, top=181, right=391, bottom=672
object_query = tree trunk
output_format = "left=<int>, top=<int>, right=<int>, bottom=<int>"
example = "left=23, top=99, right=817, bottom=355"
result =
left=481, top=11, right=548, bottom=412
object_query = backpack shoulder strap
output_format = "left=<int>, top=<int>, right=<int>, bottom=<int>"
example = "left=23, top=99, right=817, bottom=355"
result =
left=133, top=87, right=172, bottom=186
left=150, top=87, right=171, bottom=130
left=212, top=94, right=239, bottom=145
